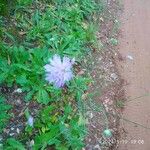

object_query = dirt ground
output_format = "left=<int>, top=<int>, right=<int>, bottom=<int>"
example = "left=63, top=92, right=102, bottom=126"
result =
left=118, top=0, right=150, bottom=149
left=84, top=1, right=124, bottom=149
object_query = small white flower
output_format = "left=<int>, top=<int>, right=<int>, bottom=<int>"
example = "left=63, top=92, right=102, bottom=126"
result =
left=27, top=116, right=34, bottom=127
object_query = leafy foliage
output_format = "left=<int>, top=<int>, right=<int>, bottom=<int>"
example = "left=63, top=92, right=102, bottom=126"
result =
left=0, top=96, right=11, bottom=133
left=0, top=0, right=104, bottom=149
left=33, top=105, right=86, bottom=149
left=4, top=138, right=26, bottom=150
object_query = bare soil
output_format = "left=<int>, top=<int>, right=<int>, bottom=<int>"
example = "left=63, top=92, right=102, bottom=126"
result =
left=118, top=0, right=150, bottom=149
left=84, top=1, right=124, bottom=149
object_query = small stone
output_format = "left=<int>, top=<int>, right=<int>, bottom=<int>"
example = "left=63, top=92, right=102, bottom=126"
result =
left=110, top=73, right=118, bottom=80
left=14, top=88, right=22, bottom=93
left=115, top=19, right=119, bottom=23
left=11, top=127, right=14, bottom=131
left=87, top=138, right=91, bottom=142
left=98, top=57, right=102, bottom=61
left=10, top=133, right=15, bottom=136
left=16, top=99, right=21, bottom=104
left=82, top=94, right=88, bottom=100
left=3, top=129, right=9, bottom=134
left=94, top=144, right=101, bottom=150
left=100, top=17, right=104, bottom=22
left=127, top=55, right=133, bottom=60
left=91, top=124, right=96, bottom=128
left=16, top=128, right=20, bottom=134
left=30, top=140, right=34, bottom=146
left=89, top=112, right=93, bottom=119
left=78, top=70, right=85, bottom=75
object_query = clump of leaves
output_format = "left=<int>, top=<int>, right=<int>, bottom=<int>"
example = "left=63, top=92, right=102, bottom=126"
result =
left=109, top=38, right=118, bottom=46
left=0, top=96, right=11, bottom=133
left=0, top=0, right=98, bottom=104
left=33, top=104, right=86, bottom=150
left=0, top=0, right=8, bottom=16
left=0, top=0, right=104, bottom=149
left=0, top=0, right=17, bottom=16
left=3, top=138, right=25, bottom=150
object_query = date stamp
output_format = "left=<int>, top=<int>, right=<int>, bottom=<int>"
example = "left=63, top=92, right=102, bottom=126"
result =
left=99, top=138, right=144, bottom=146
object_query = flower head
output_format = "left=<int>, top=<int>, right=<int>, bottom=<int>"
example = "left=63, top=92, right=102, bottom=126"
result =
left=44, top=55, right=74, bottom=88
left=27, top=116, right=34, bottom=127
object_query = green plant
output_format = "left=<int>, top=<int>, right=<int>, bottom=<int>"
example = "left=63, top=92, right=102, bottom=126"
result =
left=0, top=96, right=11, bottom=133
left=4, top=138, right=25, bottom=150
left=17, top=0, right=32, bottom=6
left=33, top=104, right=86, bottom=150
left=0, top=0, right=104, bottom=149
left=109, top=38, right=118, bottom=46
left=0, top=0, right=8, bottom=15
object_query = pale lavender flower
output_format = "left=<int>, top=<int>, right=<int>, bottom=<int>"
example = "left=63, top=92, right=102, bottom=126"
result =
left=27, top=116, right=34, bottom=127
left=44, top=54, right=74, bottom=88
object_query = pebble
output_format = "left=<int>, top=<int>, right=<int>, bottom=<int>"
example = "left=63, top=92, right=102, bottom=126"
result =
left=94, top=144, right=101, bottom=150
left=91, top=124, right=96, bottom=129
left=3, top=129, right=9, bottom=134
left=10, top=133, right=15, bottom=136
left=14, top=88, right=22, bottom=93
left=89, top=112, right=93, bottom=119
left=110, top=73, right=118, bottom=80
left=16, top=99, right=21, bottom=104
left=127, top=55, right=133, bottom=60
left=78, top=70, right=85, bottom=75
left=30, top=140, right=34, bottom=146
left=88, top=138, right=91, bottom=142
left=16, top=128, right=20, bottom=134
left=11, top=127, right=14, bottom=131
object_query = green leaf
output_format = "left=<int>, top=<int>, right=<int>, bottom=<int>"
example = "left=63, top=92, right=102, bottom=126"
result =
left=6, top=138, right=25, bottom=150
left=40, top=106, right=55, bottom=123
left=24, top=108, right=30, bottom=119
left=4, top=32, right=16, bottom=42
left=0, top=96, right=11, bottom=133
left=0, top=73, right=7, bottom=84
left=16, top=74, right=28, bottom=86
left=25, top=90, right=35, bottom=101
left=36, top=89, right=50, bottom=104
left=17, top=0, right=32, bottom=6
left=33, top=9, right=40, bottom=25
left=13, top=64, right=31, bottom=72
left=34, top=127, right=60, bottom=149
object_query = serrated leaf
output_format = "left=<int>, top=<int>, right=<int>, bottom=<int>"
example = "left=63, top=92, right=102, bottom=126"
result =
left=4, top=32, right=16, bottom=42
left=16, top=74, right=27, bottom=86
left=6, top=138, right=25, bottom=150
left=25, top=90, right=35, bottom=101
left=34, top=127, right=59, bottom=149
left=36, top=89, right=50, bottom=104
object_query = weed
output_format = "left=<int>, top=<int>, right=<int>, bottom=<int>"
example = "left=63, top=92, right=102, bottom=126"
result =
left=109, top=38, right=118, bottom=46
left=0, top=96, right=11, bottom=133
left=0, top=0, right=104, bottom=149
